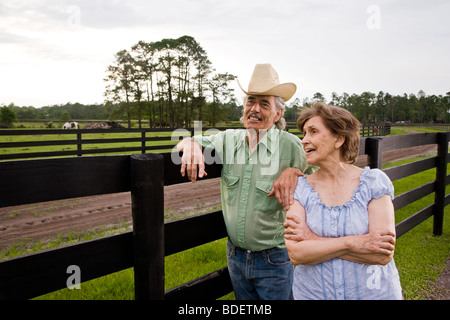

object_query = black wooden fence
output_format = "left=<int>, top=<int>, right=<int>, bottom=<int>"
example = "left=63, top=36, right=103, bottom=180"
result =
left=0, top=124, right=390, bottom=161
left=0, top=131, right=448, bottom=300
left=392, top=123, right=450, bottom=132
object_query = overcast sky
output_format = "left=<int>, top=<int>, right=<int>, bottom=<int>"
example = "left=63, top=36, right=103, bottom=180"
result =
left=1, top=0, right=449, bottom=108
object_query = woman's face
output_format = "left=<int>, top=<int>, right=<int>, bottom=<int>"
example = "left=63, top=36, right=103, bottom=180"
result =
left=301, top=116, right=341, bottom=165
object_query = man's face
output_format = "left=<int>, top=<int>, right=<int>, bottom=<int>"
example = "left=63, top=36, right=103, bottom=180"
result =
left=243, top=95, right=281, bottom=132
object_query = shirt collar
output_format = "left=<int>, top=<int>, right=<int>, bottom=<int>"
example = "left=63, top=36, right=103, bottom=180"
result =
left=236, top=125, right=279, bottom=153
left=259, top=125, right=278, bottom=154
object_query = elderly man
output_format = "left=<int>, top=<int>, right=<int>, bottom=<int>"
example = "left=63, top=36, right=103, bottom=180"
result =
left=176, top=64, right=315, bottom=300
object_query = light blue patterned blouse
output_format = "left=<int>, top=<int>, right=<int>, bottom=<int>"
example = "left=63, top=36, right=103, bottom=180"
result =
left=292, top=167, right=403, bottom=300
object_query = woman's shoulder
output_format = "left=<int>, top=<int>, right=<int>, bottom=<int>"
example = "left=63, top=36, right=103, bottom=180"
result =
left=293, top=176, right=314, bottom=205
left=360, top=167, right=394, bottom=200
left=361, top=167, right=390, bottom=182
left=295, top=175, right=310, bottom=191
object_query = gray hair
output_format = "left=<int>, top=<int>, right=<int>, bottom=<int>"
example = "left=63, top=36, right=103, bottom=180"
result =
left=240, top=95, right=287, bottom=130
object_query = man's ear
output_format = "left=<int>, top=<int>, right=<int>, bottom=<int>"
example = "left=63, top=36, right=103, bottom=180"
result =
left=274, top=108, right=282, bottom=123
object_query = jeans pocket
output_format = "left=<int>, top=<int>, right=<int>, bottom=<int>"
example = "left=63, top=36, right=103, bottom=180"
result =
left=264, top=249, right=291, bottom=266
left=226, top=239, right=236, bottom=258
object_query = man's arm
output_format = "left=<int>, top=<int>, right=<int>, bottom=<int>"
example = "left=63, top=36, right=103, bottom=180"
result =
left=268, top=168, right=304, bottom=210
left=176, top=137, right=207, bottom=182
left=268, top=135, right=317, bottom=210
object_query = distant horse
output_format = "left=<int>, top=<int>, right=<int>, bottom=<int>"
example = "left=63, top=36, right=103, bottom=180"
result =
left=62, top=122, right=79, bottom=129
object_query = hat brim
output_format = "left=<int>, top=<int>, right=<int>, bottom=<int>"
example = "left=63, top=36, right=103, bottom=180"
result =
left=237, top=80, right=297, bottom=102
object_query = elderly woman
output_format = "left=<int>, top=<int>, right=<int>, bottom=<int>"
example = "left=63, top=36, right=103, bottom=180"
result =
left=284, top=102, right=402, bottom=300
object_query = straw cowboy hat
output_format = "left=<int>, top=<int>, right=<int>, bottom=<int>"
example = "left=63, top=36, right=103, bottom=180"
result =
left=237, top=64, right=297, bottom=101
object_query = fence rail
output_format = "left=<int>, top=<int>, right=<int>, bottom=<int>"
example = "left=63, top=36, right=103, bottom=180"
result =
left=0, top=124, right=390, bottom=161
left=0, top=131, right=448, bottom=300
left=392, top=123, right=450, bottom=132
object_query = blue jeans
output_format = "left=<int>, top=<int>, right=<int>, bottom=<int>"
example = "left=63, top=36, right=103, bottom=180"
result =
left=226, top=239, right=293, bottom=300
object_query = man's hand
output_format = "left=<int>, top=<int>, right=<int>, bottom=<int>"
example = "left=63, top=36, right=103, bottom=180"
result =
left=268, top=167, right=303, bottom=210
left=178, top=138, right=207, bottom=182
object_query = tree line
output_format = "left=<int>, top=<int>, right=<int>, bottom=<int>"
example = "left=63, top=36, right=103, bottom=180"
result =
left=104, top=35, right=237, bottom=128
left=284, top=91, right=450, bottom=124
left=3, top=89, right=449, bottom=128
left=0, top=102, right=108, bottom=128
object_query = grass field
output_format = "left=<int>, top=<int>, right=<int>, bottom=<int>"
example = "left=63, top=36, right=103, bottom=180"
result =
left=386, top=158, right=450, bottom=299
left=0, top=125, right=449, bottom=300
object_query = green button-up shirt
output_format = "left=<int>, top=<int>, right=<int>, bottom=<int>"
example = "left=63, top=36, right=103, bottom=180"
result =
left=194, top=125, right=315, bottom=251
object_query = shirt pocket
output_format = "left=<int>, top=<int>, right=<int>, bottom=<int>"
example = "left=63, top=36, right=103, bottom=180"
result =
left=222, top=173, right=240, bottom=205
left=254, top=180, right=280, bottom=212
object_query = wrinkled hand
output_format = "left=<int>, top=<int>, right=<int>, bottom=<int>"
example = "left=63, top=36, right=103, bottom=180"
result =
left=351, top=230, right=396, bottom=257
left=179, top=138, right=207, bottom=182
left=284, top=213, right=318, bottom=242
left=268, top=167, right=303, bottom=210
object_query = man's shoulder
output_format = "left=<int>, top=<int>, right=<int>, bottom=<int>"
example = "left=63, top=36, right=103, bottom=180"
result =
left=278, top=129, right=302, bottom=146
left=221, top=128, right=247, bottom=140
left=194, top=128, right=245, bottom=148
left=223, top=128, right=245, bottom=134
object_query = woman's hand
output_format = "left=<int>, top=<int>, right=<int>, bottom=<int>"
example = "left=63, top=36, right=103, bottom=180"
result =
left=284, top=213, right=318, bottom=242
left=343, top=230, right=396, bottom=265
left=351, top=230, right=396, bottom=254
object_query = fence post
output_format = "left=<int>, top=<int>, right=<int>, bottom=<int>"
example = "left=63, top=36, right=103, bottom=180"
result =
left=433, top=132, right=448, bottom=236
left=130, top=153, right=165, bottom=300
left=76, top=132, right=82, bottom=157
left=141, top=131, right=146, bottom=154
left=366, top=137, right=383, bottom=169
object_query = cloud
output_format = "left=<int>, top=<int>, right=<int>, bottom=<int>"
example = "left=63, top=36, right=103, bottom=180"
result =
left=0, top=0, right=449, bottom=107
left=0, top=29, right=29, bottom=43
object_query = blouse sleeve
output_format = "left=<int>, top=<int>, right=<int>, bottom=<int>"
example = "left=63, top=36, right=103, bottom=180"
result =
left=365, top=169, right=395, bottom=200
left=293, top=177, right=310, bottom=207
